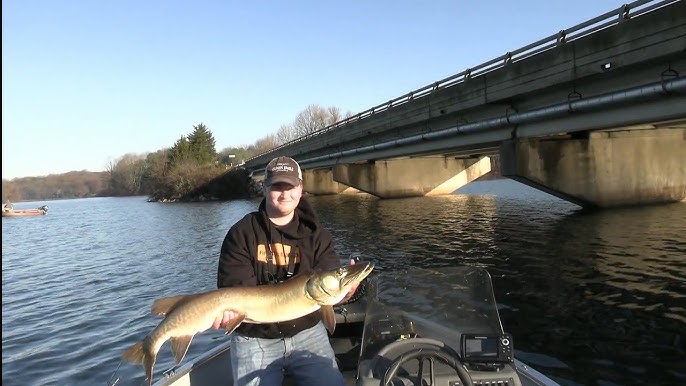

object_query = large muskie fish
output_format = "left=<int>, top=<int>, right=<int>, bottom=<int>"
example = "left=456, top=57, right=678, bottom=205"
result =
left=122, top=262, right=374, bottom=386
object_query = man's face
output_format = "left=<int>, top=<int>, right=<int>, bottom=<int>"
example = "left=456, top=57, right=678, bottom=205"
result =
left=265, top=182, right=302, bottom=217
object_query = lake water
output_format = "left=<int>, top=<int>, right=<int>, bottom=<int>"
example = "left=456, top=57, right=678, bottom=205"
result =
left=2, top=179, right=684, bottom=386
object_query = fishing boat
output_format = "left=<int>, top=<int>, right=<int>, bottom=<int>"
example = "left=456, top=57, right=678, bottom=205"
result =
left=135, top=266, right=560, bottom=386
left=1, top=205, right=49, bottom=217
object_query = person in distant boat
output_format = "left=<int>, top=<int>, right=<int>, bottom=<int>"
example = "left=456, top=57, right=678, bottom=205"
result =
left=213, top=156, right=357, bottom=386
left=2, top=201, right=13, bottom=213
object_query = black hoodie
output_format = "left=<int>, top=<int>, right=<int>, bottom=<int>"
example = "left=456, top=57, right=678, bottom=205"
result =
left=217, top=197, right=340, bottom=338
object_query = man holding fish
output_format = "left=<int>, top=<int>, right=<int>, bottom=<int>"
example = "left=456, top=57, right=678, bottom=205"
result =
left=214, top=156, right=360, bottom=386
left=122, top=157, right=372, bottom=386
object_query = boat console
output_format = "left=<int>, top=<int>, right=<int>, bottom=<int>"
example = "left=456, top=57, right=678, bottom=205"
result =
left=353, top=267, right=525, bottom=386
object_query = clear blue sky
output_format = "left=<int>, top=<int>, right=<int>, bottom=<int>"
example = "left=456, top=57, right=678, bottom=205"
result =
left=3, top=0, right=621, bottom=179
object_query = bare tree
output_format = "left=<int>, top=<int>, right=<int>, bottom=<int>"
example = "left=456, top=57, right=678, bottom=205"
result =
left=107, top=153, right=147, bottom=195
left=276, top=124, right=296, bottom=145
left=293, top=104, right=329, bottom=137
left=326, top=106, right=343, bottom=126
left=3, top=171, right=107, bottom=201
left=254, top=134, right=279, bottom=154
left=2, top=179, right=22, bottom=202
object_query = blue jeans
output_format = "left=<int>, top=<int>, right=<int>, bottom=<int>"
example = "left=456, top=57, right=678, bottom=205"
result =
left=229, top=321, right=345, bottom=386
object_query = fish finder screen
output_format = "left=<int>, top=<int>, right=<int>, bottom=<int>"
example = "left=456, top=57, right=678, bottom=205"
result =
left=464, top=336, right=498, bottom=357
left=461, top=333, right=513, bottom=363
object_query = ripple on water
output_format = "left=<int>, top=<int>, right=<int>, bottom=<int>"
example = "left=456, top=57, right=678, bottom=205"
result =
left=2, top=191, right=685, bottom=386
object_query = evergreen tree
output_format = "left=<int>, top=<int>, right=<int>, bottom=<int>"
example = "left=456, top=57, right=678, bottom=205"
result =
left=188, top=123, right=217, bottom=165
left=168, top=135, right=193, bottom=167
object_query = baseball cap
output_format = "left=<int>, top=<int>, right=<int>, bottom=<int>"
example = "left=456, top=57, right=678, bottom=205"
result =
left=264, top=156, right=302, bottom=187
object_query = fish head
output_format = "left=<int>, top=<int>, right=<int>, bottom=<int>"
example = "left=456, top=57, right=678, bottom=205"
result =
left=306, top=262, right=374, bottom=305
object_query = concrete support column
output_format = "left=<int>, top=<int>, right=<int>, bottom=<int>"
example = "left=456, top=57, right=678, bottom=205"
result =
left=500, top=127, right=686, bottom=208
left=302, top=169, right=350, bottom=195
left=332, top=156, right=491, bottom=198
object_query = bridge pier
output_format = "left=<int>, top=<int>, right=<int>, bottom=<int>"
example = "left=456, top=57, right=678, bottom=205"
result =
left=500, top=127, right=686, bottom=208
left=331, top=156, right=491, bottom=198
left=302, top=169, right=353, bottom=195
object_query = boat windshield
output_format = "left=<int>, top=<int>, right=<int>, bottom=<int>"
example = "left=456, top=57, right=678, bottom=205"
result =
left=358, top=266, right=504, bottom=362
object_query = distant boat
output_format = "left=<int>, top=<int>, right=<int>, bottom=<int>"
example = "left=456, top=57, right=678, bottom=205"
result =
left=2, top=205, right=49, bottom=218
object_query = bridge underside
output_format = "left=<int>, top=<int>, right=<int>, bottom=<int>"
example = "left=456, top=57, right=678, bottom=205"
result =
left=302, top=156, right=492, bottom=199
left=500, top=126, right=685, bottom=208
left=296, top=127, right=684, bottom=208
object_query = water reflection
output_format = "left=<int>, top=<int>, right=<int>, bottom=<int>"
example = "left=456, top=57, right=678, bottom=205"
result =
left=313, top=193, right=507, bottom=270
left=307, top=182, right=686, bottom=385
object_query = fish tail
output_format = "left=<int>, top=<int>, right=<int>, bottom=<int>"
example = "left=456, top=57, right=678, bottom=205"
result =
left=122, top=340, right=157, bottom=386
left=122, top=341, right=146, bottom=364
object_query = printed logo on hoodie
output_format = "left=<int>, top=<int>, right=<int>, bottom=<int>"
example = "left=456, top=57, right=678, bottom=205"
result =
left=256, top=243, right=301, bottom=266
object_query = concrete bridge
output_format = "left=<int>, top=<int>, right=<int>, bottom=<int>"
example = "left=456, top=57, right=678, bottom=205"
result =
left=243, top=0, right=686, bottom=208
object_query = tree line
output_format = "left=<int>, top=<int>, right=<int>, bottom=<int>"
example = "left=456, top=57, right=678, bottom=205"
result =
left=2, top=104, right=351, bottom=203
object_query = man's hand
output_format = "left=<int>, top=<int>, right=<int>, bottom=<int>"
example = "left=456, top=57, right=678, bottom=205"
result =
left=212, top=310, right=241, bottom=330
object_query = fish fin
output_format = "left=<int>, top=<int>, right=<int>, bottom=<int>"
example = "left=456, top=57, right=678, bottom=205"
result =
left=122, top=341, right=145, bottom=364
left=144, top=354, right=156, bottom=386
left=321, top=305, right=336, bottom=335
left=224, top=313, right=246, bottom=335
left=151, top=294, right=199, bottom=317
left=122, top=340, right=156, bottom=386
left=170, top=335, right=194, bottom=364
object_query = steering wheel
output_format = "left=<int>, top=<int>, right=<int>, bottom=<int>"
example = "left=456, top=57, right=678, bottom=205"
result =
left=379, top=339, right=473, bottom=386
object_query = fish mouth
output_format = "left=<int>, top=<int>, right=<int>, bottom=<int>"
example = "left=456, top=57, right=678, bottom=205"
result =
left=340, top=262, right=375, bottom=288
